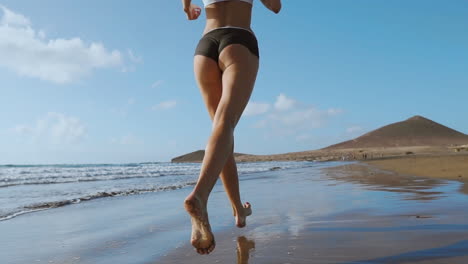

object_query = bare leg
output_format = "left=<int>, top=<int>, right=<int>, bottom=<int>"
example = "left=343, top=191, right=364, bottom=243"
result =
left=193, top=55, right=253, bottom=226
left=221, top=155, right=252, bottom=227
left=185, top=45, right=259, bottom=254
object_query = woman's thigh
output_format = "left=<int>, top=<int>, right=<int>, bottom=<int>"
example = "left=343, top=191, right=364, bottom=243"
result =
left=194, top=55, right=223, bottom=120
left=215, top=44, right=259, bottom=127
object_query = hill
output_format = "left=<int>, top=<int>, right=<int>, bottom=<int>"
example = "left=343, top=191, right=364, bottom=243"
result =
left=326, top=116, right=468, bottom=149
left=171, top=116, right=468, bottom=163
left=171, top=150, right=246, bottom=163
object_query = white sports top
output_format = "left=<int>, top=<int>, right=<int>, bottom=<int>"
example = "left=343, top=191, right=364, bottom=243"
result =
left=202, top=0, right=253, bottom=7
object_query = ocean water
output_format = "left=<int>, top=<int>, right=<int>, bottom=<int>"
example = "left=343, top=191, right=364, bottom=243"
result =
left=0, top=161, right=313, bottom=221
left=2, top=161, right=468, bottom=263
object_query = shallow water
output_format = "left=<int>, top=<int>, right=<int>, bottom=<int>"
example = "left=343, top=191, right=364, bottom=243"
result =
left=160, top=162, right=468, bottom=264
left=0, top=161, right=310, bottom=221
left=2, top=161, right=468, bottom=264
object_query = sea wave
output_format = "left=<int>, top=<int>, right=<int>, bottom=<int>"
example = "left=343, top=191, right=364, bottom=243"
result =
left=0, top=173, right=168, bottom=188
left=0, top=161, right=312, bottom=188
left=0, top=161, right=315, bottom=222
left=0, top=181, right=197, bottom=222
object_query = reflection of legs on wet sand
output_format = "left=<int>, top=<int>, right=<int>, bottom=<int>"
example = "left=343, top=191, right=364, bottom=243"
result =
left=237, top=236, right=255, bottom=264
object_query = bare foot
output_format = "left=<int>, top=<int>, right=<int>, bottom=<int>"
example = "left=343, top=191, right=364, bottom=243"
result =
left=184, top=195, right=215, bottom=254
left=234, top=202, right=252, bottom=228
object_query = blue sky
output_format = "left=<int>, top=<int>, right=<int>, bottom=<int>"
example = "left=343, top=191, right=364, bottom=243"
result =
left=0, top=0, right=467, bottom=164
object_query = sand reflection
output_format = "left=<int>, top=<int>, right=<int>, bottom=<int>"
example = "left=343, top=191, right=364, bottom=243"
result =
left=236, top=236, right=255, bottom=264
left=323, top=163, right=448, bottom=201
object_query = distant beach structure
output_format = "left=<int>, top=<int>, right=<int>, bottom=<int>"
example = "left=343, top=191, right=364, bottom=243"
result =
left=451, top=144, right=468, bottom=152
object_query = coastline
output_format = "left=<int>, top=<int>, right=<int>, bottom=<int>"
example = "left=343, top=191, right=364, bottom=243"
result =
left=174, top=146, right=467, bottom=163
left=365, top=154, right=468, bottom=182
left=159, top=160, right=468, bottom=263
left=3, top=158, right=468, bottom=263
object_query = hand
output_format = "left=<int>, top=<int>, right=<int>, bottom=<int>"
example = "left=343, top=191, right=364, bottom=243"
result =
left=184, top=3, right=202, bottom=20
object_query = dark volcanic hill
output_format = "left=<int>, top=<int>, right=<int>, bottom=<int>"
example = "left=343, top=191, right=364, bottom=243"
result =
left=171, top=150, right=246, bottom=163
left=326, top=116, right=468, bottom=149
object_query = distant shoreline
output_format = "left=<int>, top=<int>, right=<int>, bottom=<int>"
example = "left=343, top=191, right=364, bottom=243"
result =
left=365, top=153, right=468, bottom=184
left=172, top=145, right=468, bottom=163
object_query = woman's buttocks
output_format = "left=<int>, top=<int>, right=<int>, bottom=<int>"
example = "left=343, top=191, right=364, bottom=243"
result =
left=203, top=1, right=253, bottom=35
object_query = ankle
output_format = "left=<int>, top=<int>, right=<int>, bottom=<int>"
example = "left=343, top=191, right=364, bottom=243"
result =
left=233, top=204, right=244, bottom=215
left=186, top=192, right=208, bottom=205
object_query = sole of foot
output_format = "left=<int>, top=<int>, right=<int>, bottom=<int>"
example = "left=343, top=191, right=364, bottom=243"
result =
left=184, top=196, right=216, bottom=255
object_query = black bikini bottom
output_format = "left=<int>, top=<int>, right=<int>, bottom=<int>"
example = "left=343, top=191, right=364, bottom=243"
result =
left=194, top=27, right=259, bottom=62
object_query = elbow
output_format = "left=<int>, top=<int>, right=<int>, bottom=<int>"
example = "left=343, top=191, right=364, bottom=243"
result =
left=273, top=4, right=281, bottom=14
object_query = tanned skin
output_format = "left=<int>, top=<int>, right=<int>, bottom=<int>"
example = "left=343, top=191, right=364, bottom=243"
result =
left=181, top=0, right=281, bottom=255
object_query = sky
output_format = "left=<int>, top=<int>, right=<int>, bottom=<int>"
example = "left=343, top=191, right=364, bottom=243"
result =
left=0, top=0, right=467, bottom=164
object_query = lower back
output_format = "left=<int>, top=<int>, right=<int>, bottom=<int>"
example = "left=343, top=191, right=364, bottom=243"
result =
left=204, top=1, right=253, bottom=34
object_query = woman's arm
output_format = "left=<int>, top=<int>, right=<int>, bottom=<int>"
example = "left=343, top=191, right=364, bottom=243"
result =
left=260, top=0, right=282, bottom=14
left=182, top=0, right=202, bottom=20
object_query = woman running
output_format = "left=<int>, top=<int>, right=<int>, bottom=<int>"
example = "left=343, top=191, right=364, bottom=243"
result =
left=182, top=0, right=282, bottom=255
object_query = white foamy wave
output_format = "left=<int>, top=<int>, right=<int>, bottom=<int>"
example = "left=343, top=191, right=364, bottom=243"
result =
left=0, top=161, right=310, bottom=188
left=0, top=181, right=198, bottom=222
left=0, top=161, right=313, bottom=221
left=0, top=163, right=200, bottom=187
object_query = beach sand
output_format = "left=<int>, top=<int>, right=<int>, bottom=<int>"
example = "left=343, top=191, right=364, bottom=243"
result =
left=2, top=161, right=468, bottom=263
left=366, top=154, right=468, bottom=181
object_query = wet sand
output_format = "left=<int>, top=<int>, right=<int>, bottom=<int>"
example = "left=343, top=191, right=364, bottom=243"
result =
left=2, top=162, right=468, bottom=263
left=367, top=154, right=468, bottom=197
left=159, top=162, right=468, bottom=263
left=366, top=154, right=468, bottom=181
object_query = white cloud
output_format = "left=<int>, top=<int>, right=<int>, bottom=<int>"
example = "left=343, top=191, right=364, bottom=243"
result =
left=346, top=126, right=364, bottom=134
left=244, top=102, right=270, bottom=116
left=327, top=108, right=343, bottom=116
left=152, top=100, right=177, bottom=110
left=0, top=5, right=30, bottom=26
left=262, top=106, right=341, bottom=129
left=127, top=49, right=142, bottom=64
left=37, top=30, right=45, bottom=39
left=11, top=124, right=32, bottom=135
left=12, top=112, right=87, bottom=144
left=274, top=93, right=296, bottom=111
left=252, top=93, right=343, bottom=138
left=122, top=49, right=142, bottom=72
left=0, top=6, right=127, bottom=84
left=151, top=80, right=163, bottom=88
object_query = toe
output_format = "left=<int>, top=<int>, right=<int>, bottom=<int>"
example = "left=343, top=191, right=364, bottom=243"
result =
left=208, top=243, right=216, bottom=253
left=244, top=202, right=252, bottom=216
